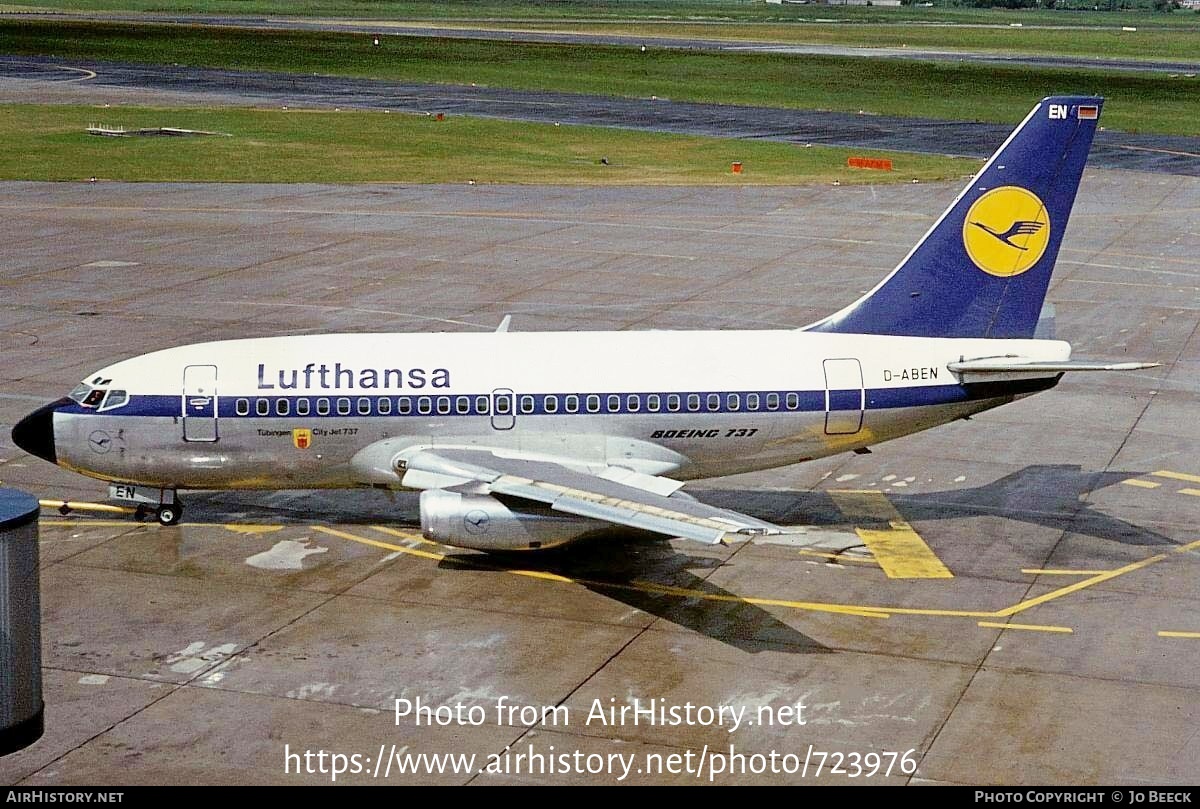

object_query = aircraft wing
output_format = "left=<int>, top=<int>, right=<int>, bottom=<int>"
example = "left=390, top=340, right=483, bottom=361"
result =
left=398, top=447, right=780, bottom=545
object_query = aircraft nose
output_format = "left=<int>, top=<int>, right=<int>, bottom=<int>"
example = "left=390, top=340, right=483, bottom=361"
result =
left=11, top=399, right=66, bottom=464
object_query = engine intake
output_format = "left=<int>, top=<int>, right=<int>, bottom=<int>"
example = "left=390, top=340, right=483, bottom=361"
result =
left=419, top=489, right=608, bottom=551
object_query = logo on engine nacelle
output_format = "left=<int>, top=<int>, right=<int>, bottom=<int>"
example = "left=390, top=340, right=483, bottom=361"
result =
left=464, top=509, right=491, bottom=534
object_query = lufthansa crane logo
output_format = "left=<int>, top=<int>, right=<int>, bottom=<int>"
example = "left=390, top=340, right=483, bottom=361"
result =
left=962, top=186, right=1050, bottom=278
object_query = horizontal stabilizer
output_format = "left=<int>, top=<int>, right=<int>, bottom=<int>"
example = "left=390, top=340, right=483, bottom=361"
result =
left=949, top=357, right=1161, bottom=375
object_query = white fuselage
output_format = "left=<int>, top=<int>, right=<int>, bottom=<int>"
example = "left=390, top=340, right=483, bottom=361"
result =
left=52, top=330, right=1070, bottom=490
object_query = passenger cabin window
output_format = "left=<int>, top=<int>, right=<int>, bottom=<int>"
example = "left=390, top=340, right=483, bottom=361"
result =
left=236, top=398, right=250, bottom=416
left=707, top=393, right=720, bottom=412
left=336, top=398, right=351, bottom=416
left=520, top=395, right=535, bottom=414
left=687, top=394, right=701, bottom=412
left=296, top=398, right=310, bottom=416
left=456, top=396, right=470, bottom=415
left=786, top=392, right=799, bottom=410
left=495, top=397, right=511, bottom=415
left=437, top=397, right=451, bottom=415
left=766, top=393, right=780, bottom=411
left=357, top=397, right=371, bottom=415
left=256, top=398, right=270, bottom=416
left=607, top=395, right=620, bottom=413
left=626, top=395, right=640, bottom=412
left=544, top=395, right=558, bottom=414
left=746, top=393, right=760, bottom=411
left=474, top=396, right=489, bottom=415
left=667, top=394, right=681, bottom=412
left=377, top=397, right=391, bottom=416
left=418, top=397, right=432, bottom=415
left=586, top=395, right=600, bottom=413
left=565, top=395, right=579, bottom=413
left=398, top=397, right=412, bottom=415
left=276, top=398, right=290, bottom=416
left=647, top=394, right=661, bottom=412
left=727, top=393, right=740, bottom=411
left=317, top=398, right=330, bottom=416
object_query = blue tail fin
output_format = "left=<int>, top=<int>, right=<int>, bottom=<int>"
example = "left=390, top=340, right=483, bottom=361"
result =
left=807, top=96, right=1102, bottom=339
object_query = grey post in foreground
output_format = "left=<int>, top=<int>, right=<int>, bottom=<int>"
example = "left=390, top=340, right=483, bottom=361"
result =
left=0, top=488, right=43, bottom=756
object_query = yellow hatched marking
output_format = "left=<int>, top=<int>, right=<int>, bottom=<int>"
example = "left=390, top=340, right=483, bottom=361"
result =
left=1021, top=568, right=1110, bottom=576
left=829, top=490, right=952, bottom=579
left=978, top=621, right=1073, bottom=634
left=1121, top=479, right=1160, bottom=489
left=1157, top=631, right=1200, bottom=639
left=1152, top=470, right=1200, bottom=484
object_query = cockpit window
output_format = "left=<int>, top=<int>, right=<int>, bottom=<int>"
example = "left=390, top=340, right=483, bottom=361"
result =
left=99, top=390, right=128, bottom=411
left=70, top=379, right=125, bottom=410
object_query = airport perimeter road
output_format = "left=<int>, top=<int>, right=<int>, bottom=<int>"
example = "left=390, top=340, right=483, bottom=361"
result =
left=6, top=12, right=1200, bottom=75
left=2, top=56, right=1198, bottom=176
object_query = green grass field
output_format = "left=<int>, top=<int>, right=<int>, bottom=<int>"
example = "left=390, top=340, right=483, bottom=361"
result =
left=509, top=20, right=1200, bottom=60
left=0, top=104, right=981, bottom=183
left=4, top=1, right=1198, bottom=26
left=2, top=21, right=1197, bottom=135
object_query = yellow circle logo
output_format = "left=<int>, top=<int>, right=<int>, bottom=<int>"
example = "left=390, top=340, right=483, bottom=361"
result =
left=962, top=186, right=1050, bottom=278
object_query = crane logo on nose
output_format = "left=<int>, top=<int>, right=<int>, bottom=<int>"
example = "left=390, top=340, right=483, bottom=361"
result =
left=962, top=186, right=1050, bottom=277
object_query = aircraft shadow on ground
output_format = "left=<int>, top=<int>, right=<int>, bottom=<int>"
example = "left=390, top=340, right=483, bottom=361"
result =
left=190, top=464, right=1170, bottom=654
left=700, top=464, right=1176, bottom=548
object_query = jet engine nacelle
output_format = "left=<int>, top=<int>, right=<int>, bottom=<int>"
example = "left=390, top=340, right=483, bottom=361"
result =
left=419, top=489, right=607, bottom=551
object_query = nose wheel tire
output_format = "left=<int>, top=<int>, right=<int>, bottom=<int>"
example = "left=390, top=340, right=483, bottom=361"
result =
left=156, top=505, right=181, bottom=526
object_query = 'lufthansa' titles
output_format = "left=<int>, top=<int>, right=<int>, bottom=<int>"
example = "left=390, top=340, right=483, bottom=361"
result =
left=257, top=362, right=451, bottom=390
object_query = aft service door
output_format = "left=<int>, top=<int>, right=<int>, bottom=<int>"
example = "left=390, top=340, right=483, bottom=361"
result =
left=491, top=388, right=515, bottom=431
left=823, top=358, right=864, bottom=436
left=182, top=364, right=219, bottom=442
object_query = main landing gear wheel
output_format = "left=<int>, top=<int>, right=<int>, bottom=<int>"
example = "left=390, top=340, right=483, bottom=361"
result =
left=156, top=504, right=182, bottom=526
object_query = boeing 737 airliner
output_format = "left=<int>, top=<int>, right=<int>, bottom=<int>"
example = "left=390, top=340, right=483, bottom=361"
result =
left=11, top=96, right=1157, bottom=549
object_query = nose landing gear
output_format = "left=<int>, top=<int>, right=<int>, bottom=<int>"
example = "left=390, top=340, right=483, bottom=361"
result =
left=110, top=484, right=181, bottom=526
left=133, top=502, right=183, bottom=526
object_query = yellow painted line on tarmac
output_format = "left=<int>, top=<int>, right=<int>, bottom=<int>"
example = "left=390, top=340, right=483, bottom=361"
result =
left=797, top=549, right=880, bottom=566
left=1157, top=631, right=1200, bottom=639
left=369, top=524, right=445, bottom=549
left=624, top=580, right=891, bottom=619
left=1151, top=470, right=1200, bottom=484
left=1021, top=568, right=1111, bottom=576
left=1121, top=479, right=1161, bottom=489
left=1175, top=539, right=1200, bottom=553
left=829, top=490, right=952, bottom=579
left=313, top=526, right=446, bottom=562
left=38, top=519, right=136, bottom=528
left=223, top=524, right=285, bottom=535
left=1179, top=488, right=1200, bottom=498
left=997, top=555, right=1168, bottom=618
left=978, top=621, right=1074, bottom=634
left=318, top=526, right=889, bottom=618
left=39, top=499, right=133, bottom=515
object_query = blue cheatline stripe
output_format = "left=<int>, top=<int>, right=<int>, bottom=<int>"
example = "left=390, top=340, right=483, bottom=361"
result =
left=57, top=378, right=1057, bottom=420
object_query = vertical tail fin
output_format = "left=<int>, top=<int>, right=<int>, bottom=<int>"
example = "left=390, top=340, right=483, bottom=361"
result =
left=807, top=96, right=1102, bottom=339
